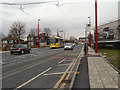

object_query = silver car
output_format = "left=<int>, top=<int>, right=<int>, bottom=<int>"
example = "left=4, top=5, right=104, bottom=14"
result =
left=64, top=43, right=73, bottom=50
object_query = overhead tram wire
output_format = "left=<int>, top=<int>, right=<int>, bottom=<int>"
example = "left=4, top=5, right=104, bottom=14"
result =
left=0, top=1, right=53, bottom=5
left=0, top=0, right=54, bottom=11
left=0, top=0, right=53, bottom=19
left=53, top=1, right=81, bottom=30
left=1, top=1, right=38, bottom=20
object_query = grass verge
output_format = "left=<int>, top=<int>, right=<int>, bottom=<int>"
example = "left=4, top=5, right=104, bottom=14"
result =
left=91, top=46, right=119, bottom=69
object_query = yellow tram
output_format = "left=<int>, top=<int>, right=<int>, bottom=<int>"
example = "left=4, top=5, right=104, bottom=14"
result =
left=49, top=36, right=64, bottom=48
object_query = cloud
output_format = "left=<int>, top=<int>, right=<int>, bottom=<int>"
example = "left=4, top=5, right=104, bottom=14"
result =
left=0, top=0, right=119, bottom=39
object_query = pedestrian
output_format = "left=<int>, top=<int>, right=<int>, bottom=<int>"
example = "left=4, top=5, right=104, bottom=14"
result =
left=84, top=42, right=88, bottom=55
left=84, top=43, right=87, bottom=55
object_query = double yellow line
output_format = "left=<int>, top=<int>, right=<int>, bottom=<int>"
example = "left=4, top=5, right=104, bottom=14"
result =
left=54, top=46, right=84, bottom=88
left=54, top=58, right=78, bottom=88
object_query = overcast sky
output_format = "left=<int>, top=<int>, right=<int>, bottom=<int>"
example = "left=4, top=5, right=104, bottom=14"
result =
left=0, top=0, right=119, bottom=39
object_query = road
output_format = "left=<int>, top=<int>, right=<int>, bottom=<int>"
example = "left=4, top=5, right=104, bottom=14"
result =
left=2, top=44, right=84, bottom=89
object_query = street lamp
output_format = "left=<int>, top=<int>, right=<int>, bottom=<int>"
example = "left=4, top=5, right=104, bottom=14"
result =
left=59, top=30, right=63, bottom=38
left=38, top=19, right=40, bottom=48
left=95, top=0, right=98, bottom=53
left=88, top=17, right=91, bottom=47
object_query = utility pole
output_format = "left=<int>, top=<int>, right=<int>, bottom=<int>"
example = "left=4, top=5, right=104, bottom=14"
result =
left=59, top=30, right=63, bottom=38
left=38, top=19, right=40, bottom=48
left=88, top=17, right=91, bottom=47
left=64, top=33, right=65, bottom=39
left=85, top=29, right=87, bottom=43
left=95, top=0, right=98, bottom=53
left=89, top=32, right=91, bottom=47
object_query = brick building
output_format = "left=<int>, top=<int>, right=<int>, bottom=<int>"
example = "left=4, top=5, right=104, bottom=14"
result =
left=27, top=33, right=49, bottom=48
left=2, top=37, right=24, bottom=51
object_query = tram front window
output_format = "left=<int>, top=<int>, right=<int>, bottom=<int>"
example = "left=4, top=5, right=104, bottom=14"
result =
left=50, top=39, right=56, bottom=44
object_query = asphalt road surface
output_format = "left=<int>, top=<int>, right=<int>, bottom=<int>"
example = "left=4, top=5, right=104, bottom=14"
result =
left=2, top=44, right=84, bottom=89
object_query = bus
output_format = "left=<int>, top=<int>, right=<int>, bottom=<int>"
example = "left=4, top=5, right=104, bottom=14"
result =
left=49, top=36, right=64, bottom=48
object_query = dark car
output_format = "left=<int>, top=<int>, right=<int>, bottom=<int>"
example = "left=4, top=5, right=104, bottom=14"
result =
left=10, top=44, right=31, bottom=54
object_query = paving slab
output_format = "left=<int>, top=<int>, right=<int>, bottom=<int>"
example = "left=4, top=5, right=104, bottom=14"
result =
left=88, top=47, right=119, bottom=89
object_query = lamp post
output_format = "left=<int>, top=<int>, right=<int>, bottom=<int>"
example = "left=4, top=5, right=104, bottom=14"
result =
left=88, top=17, right=91, bottom=47
left=38, top=19, right=40, bottom=48
left=95, top=0, right=98, bottom=53
left=89, top=32, right=91, bottom=47
left=59, top=30, right=63, bottom=38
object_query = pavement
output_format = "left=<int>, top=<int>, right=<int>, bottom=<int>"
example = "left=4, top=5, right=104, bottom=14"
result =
left=73, top=46, right=120, bottom=89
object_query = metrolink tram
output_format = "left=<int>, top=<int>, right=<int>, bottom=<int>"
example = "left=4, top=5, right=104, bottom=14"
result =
left=49, top=36, right=64, bottom=48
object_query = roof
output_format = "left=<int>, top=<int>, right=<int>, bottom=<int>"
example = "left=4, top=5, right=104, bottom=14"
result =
left=2, top=37, right=24, bottom=41
left=49, top=36, right=63, bottom=39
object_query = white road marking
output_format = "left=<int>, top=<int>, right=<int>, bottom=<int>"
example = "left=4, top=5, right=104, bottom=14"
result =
left=15, top=67, right=52, bottom=89
left=43, top=71, right=74, bottom=76
left=64, top=60, right=73, bottom=62
left=58, top=59, right=65, bottom=64
left=17, top=56, right=25, bottom=58
left=44, top=72, right=65, bottom=76
left=28, top=54, right=33, bottom=56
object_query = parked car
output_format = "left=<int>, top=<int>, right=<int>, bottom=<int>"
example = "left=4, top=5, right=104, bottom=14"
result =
left=64, top=43, right=73, bottom=50
left=10, top=44, right=31, bottom=54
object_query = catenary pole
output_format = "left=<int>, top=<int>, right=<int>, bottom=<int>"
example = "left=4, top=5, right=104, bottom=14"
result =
left=95, top=0, right=98, bottom=53
left=38, top=19, right=40, bottom=48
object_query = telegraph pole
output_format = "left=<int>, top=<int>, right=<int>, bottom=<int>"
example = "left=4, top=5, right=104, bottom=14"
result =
left=95, top=0, right=98, bottom=53
left=38, top=19, right=40, bottom=48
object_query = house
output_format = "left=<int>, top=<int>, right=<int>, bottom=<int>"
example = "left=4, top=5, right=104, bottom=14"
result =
left=2, top=37, right=24, bottom=51
left=27, top=33, right=49, bottom=48
left=39, top=33, right=49, bottom=46
left=27, top=34, right=37, bottom=48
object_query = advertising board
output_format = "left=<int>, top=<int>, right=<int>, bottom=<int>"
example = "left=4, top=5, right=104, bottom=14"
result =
left=97, top=20, right=120, bottom=41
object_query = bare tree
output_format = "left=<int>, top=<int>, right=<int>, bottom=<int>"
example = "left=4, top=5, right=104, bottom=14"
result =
left=70, top=36, right=76, bottom=40
left=0, top=32, right=5, bottom=40
left=9, top=21, right=25, bottom=43
left=29, top=28, right=38, bottom=36
left=44, top=28, right=52, bottom=36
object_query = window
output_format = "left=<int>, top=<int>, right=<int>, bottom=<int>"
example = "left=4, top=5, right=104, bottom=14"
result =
left=10, top=45, right=13, bottom=47
left=9, top=40, right=13, bottom=43
left=28, top=42, right=34, bottom=45
left=31, top=42, right=34, bottom=45
left=50, top=39, right=55, bottom=44
left=28, top=42, right=30, bottom=45
left=56, top=39, right=58, bottom=42
left=31, top=37, right=33, bottom=41
left=3, top=45, right=6, bottom=48
left=3, top=40, right=7, bottom=43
